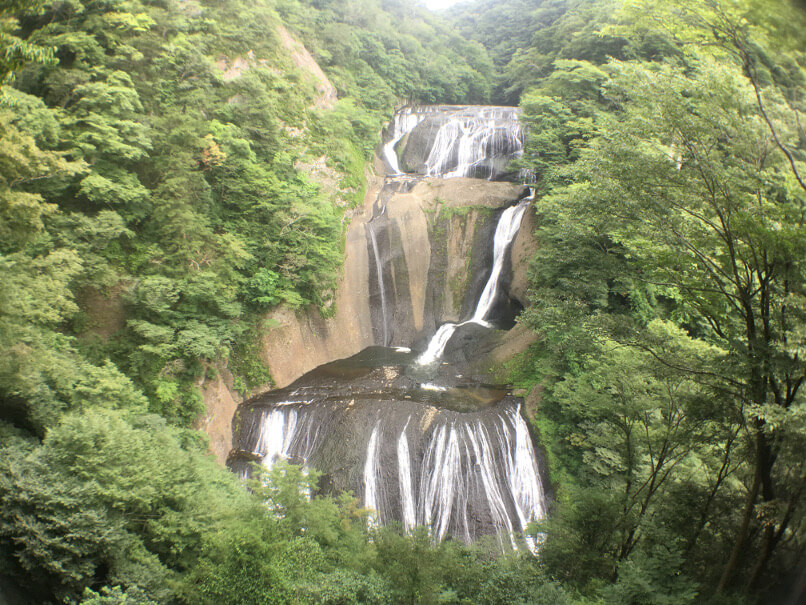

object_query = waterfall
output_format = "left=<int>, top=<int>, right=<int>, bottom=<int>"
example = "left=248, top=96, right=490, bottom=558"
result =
left=255, top=407, right=297, bottom=471
left=382, top=106, right=427, bottom=175
left=382, top=105, right=523, bottom=180
left=427, top=110, right=522, bottom=179
left=416, top=322, right=465, bottom=367
left=506, top=405, right=547, bottom=552
left=397, top=417, right=416, bottom=531
left=419, top=422, right=461, bottom=541
left=231, top=402, right=330, bottom=480
left=233, top=396, right=546, bottom=550
left=230, top=104, right=547, bottom=551
left=366, top=218, right=390, bottom=346
left=416, top=198, right=529, bottom=366
left=364, top=421, right=382, bottom=525
left=471, top=201, right=529, bottom=322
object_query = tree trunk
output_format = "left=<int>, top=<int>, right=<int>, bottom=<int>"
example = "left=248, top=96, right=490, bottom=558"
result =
left=718, top=435, right=762, bottom=592
left=685, top=431, right=736, bottom=558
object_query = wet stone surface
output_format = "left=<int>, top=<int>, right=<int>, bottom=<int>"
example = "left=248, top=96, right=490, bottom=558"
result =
left=229, top=346, right=547, bottom=550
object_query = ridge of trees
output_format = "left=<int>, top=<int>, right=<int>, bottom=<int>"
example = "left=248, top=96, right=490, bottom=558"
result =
left=487, top=0, right=805, bottom=601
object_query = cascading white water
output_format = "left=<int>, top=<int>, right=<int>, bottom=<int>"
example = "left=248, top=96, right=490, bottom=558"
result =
left=366, top=219, right=390, bottom=346
left=383, top=105, right=523, bottom=179
left=261, top=408, right=296, bottom=470
left=242, top=404, right=327, bottom=479
left=427, top=111, right=522, bottom=179
left=506, top=405, right=548, bottom=552
left=471, top=201, right=529, bottom=322
left=413, top=403, right=545, bottom=548
left=416, top=322, right=464, bottom=366
left=231, top=104, right=548, bottom=551
left=234, top=396, right=547, bottom=550
left=364, top=422, right=381, bottom=525
left=419, top=422, right=461, bottom=541
left=382, top=107, right=427, bottom=175
left=397, top=418, right=416, bottom=532
left=415, top=199, right=529, bottom=366
left=464, top=421, right=518, bottom=550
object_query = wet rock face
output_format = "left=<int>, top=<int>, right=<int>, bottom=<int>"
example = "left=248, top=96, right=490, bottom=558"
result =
left=229, top=348, right=547, bottom=549
left=387, top=106, right=524, bottom=180
left=366, top=179, right=528, bottom=350
left=399, top=115, right=454, bottom=174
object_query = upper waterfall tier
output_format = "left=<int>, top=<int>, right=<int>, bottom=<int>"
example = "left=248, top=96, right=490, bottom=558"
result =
left=383, top=105, right=524, bottom=180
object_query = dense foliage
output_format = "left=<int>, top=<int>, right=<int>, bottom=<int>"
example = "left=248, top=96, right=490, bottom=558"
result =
left=492, top=0, right=806, bottom=602
left=452, top=0, right=629, bottom=104
left=1, top=0, right=804, bottom=603
left=0, top=0, right=494, bottom=432
left=277, top=0, right=494, bottom=106
left=0, top=0, right=514, bottom=602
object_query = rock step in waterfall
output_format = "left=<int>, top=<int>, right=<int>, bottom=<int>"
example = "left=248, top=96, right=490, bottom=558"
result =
left=229, top=105, right=547, bottom=550
left=230, top=373, right=547, bottom=551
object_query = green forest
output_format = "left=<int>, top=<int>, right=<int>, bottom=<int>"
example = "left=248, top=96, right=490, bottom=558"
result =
left=0, top=0, right=804, bottom=603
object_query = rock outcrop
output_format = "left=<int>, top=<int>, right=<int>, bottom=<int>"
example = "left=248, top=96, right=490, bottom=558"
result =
left=215, top=26, right=337, bottom=110
left=276, top=25, right=337, bottom=110
left=202, top=175, right=534, bottom=461
left=366, top=178, right=526, bottom=349
left=198, top=368, right=240, bottom=464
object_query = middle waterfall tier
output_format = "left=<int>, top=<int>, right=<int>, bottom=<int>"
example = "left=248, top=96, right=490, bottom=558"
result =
left=361, top=178, right=530, bottom=351
left=416, top=197, right=530, bottom=366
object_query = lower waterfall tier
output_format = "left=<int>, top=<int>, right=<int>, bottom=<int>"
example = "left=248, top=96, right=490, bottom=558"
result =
left=229, top=347, right=548, bottom=551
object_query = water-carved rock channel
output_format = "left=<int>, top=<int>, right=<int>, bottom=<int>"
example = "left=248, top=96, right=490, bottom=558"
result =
left=229, top=105, right=548, bottom=551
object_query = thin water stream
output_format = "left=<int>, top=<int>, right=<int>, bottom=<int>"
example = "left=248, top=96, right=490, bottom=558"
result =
left=415, top=198, right=530, bottom=367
